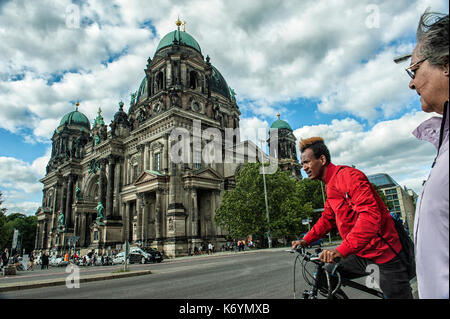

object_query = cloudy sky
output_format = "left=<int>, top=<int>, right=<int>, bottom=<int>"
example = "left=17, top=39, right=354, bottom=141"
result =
left=0, top=0, right=448, bottom=215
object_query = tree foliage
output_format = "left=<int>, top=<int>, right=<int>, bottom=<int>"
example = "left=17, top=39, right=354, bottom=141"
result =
left=0, top=191, right=37, bottom=254
left=215, top=163, right=325, bottom=246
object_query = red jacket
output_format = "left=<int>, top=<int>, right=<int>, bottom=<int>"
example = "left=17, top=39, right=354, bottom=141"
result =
left=303, top=163, right=401, bottom=264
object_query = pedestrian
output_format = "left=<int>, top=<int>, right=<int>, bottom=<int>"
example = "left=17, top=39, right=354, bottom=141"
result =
left=208, top=242, right=212, bottom=255
left=1, top=248, right=8, bottom=268
left=403, top=10, right=449, bottom=299
left=41, top=251, right=49, bottom=270
left=187, top=247, right=192, bottom=256
left=292, top=137, right=413, bottom=299
left=13, top=253, right=20, bottom=270
left=29, top=252, right=35, bottom=271
left=194, top=246, right=198, bottom=255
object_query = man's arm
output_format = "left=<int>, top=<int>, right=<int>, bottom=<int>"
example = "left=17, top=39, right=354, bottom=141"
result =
left=335, top=169, right=383, bottom=258
left=302, top=200, right=336, bottom=245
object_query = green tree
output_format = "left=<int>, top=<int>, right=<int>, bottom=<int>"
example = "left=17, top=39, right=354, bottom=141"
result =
left=215, top=163, right=322, bottom=247
left=0, top=191, right=37, bottom=254
left=0, top=191, right=9, bottom=249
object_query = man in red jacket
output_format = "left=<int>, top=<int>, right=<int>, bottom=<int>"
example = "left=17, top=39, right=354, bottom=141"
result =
left=291, top=137, right=413, bottom=299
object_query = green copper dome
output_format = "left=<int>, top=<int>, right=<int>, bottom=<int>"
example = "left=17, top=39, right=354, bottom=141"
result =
left=155, top=30, right=202, bottom=55
left=59, top=110, right=91, bottom=130
left=211, top=65, right=231, bottom=100
left=270, top=119, right=292, bottom=131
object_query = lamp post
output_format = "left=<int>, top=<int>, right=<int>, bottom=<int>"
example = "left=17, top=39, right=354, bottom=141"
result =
left=259, top=139, right=272, bottom=249
left=320, top=181, right=332, bottom=244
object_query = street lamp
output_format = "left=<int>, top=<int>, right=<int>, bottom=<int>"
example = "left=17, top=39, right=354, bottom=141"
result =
left=320, top=181, right=332, bottom=244
left=259, top=139, right=272, bottom=249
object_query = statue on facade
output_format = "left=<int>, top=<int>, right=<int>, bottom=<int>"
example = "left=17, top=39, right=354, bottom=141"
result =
left=170, top=92, right=181, bottom=108
left=137, top=107, right=147, bottom=124
left=75, top=185, right=81, bottom=201
left=100, top=125, right=107, bottom=140
left=130, top=92, right=137, bottom=107
left=57, top=211, right=65, bottom=231
left=230, top=87, right=236, bottom=101
left=88, top=159, right=99, bottom=174
left=96, top=201, right=105, bottom=224
left=94, top=133, right=100, bottom=145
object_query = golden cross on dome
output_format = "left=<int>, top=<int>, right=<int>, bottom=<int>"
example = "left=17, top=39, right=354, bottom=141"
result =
left=277, top=112, right=280, bottom=119
left=176, top=16, right=182, bottom=30
left=75, top=101, right=80, bottom=111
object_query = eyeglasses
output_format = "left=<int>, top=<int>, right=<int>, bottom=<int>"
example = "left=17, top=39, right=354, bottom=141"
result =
left=405, top=58, right=427, bottom=79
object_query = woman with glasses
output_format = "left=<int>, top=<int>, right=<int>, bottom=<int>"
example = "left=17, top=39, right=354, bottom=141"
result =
left=407, top=10, right=449, bottom=299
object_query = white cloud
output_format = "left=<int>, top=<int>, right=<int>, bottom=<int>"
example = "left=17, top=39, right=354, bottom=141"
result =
left=0, top=148, right=51, bottom=215
left=0, top=0, right=448, bottom=214
left=239, top=117, right=270, bottom=146
left=294, top=111, right=438, bottom=193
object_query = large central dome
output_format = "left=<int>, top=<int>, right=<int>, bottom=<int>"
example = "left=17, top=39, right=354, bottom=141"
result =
left=155, top=30, right=202, bottom=55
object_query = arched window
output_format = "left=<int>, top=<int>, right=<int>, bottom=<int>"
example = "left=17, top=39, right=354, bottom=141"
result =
left=189, top=71, right=198, bottom=89
left=156, top=72, right=164, bottom=91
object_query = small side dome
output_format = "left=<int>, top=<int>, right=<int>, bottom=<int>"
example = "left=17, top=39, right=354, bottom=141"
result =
left=270, top=114, right=293, bottom=131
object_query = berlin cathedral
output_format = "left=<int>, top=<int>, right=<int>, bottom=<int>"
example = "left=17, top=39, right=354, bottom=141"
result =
left=34, top=20, right=301, bottom=257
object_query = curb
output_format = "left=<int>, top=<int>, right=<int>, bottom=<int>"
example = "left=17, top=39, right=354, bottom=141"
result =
left=0, top=269, right=152, bottom=292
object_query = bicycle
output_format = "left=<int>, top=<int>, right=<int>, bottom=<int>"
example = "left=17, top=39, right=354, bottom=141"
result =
left=288, top=246, right=385, bottom=299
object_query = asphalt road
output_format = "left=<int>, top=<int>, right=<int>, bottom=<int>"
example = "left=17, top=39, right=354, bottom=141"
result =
left=0, top=247, right=381, bottom=299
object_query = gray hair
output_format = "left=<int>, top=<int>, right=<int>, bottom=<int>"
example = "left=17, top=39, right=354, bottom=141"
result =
left=416, top=10, right=449, bottom=67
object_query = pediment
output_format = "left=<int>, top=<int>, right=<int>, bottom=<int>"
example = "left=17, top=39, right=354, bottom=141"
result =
left=192, top=167, right=223, bottom=180
left=134, top=170, right=164, bottom=185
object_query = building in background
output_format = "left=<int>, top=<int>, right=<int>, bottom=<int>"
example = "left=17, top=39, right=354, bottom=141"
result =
left=34, top=20, right=301, bottom=257
left=367, top=173, right=417, bottom=235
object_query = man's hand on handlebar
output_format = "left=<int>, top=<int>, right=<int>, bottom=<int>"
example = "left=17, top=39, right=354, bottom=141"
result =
left=318, top=249, right=342, bottom=263
left=291, top=240, right=308, bottom=250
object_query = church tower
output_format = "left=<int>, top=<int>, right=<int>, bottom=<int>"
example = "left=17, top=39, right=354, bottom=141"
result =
left=267, top=113, right=302, bottom=178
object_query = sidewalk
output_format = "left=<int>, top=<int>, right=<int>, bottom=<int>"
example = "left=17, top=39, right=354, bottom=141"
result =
left=0, top=246, right=285, bottom=292
left=0, top=269, right=152, bottom=292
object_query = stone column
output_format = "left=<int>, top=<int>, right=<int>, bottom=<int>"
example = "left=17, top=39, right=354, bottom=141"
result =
left=164, top=133, right=170, bottom=173
left=144, top=143, right=149, bottom=171
left=106, top=156, right=116, bottom=219
left=80, top=214, right=86, bottom=247
left=114, top=159, right=122, bottom=219
left=136, top=193, right=144, bottom=242
left=60, top=178, right=67, bottom=227
left=123, top=202, right=130, bottom=242
left=65, top=175, right=75, bottom=228
left=155, top=190, right=161, bottom=239
left=35, top=223, right=41, bottom=250
left=40, top=220, right=47, bottom=249
left=50, top=187, right=58, bottom=233
left=215, top=190, right=223, bottom=236
left=98, top=159, right=107, bottom=207
left=210, top=190, right=219, bottom=238
left=192, top=189, right=199, bottom=238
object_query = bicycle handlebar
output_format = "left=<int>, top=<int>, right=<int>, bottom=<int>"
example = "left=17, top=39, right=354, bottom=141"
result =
left=287, top=247, right=342, bottom=273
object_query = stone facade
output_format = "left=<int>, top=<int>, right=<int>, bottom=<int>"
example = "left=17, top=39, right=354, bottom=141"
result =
left=35, top=26, right=300, bottom=258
